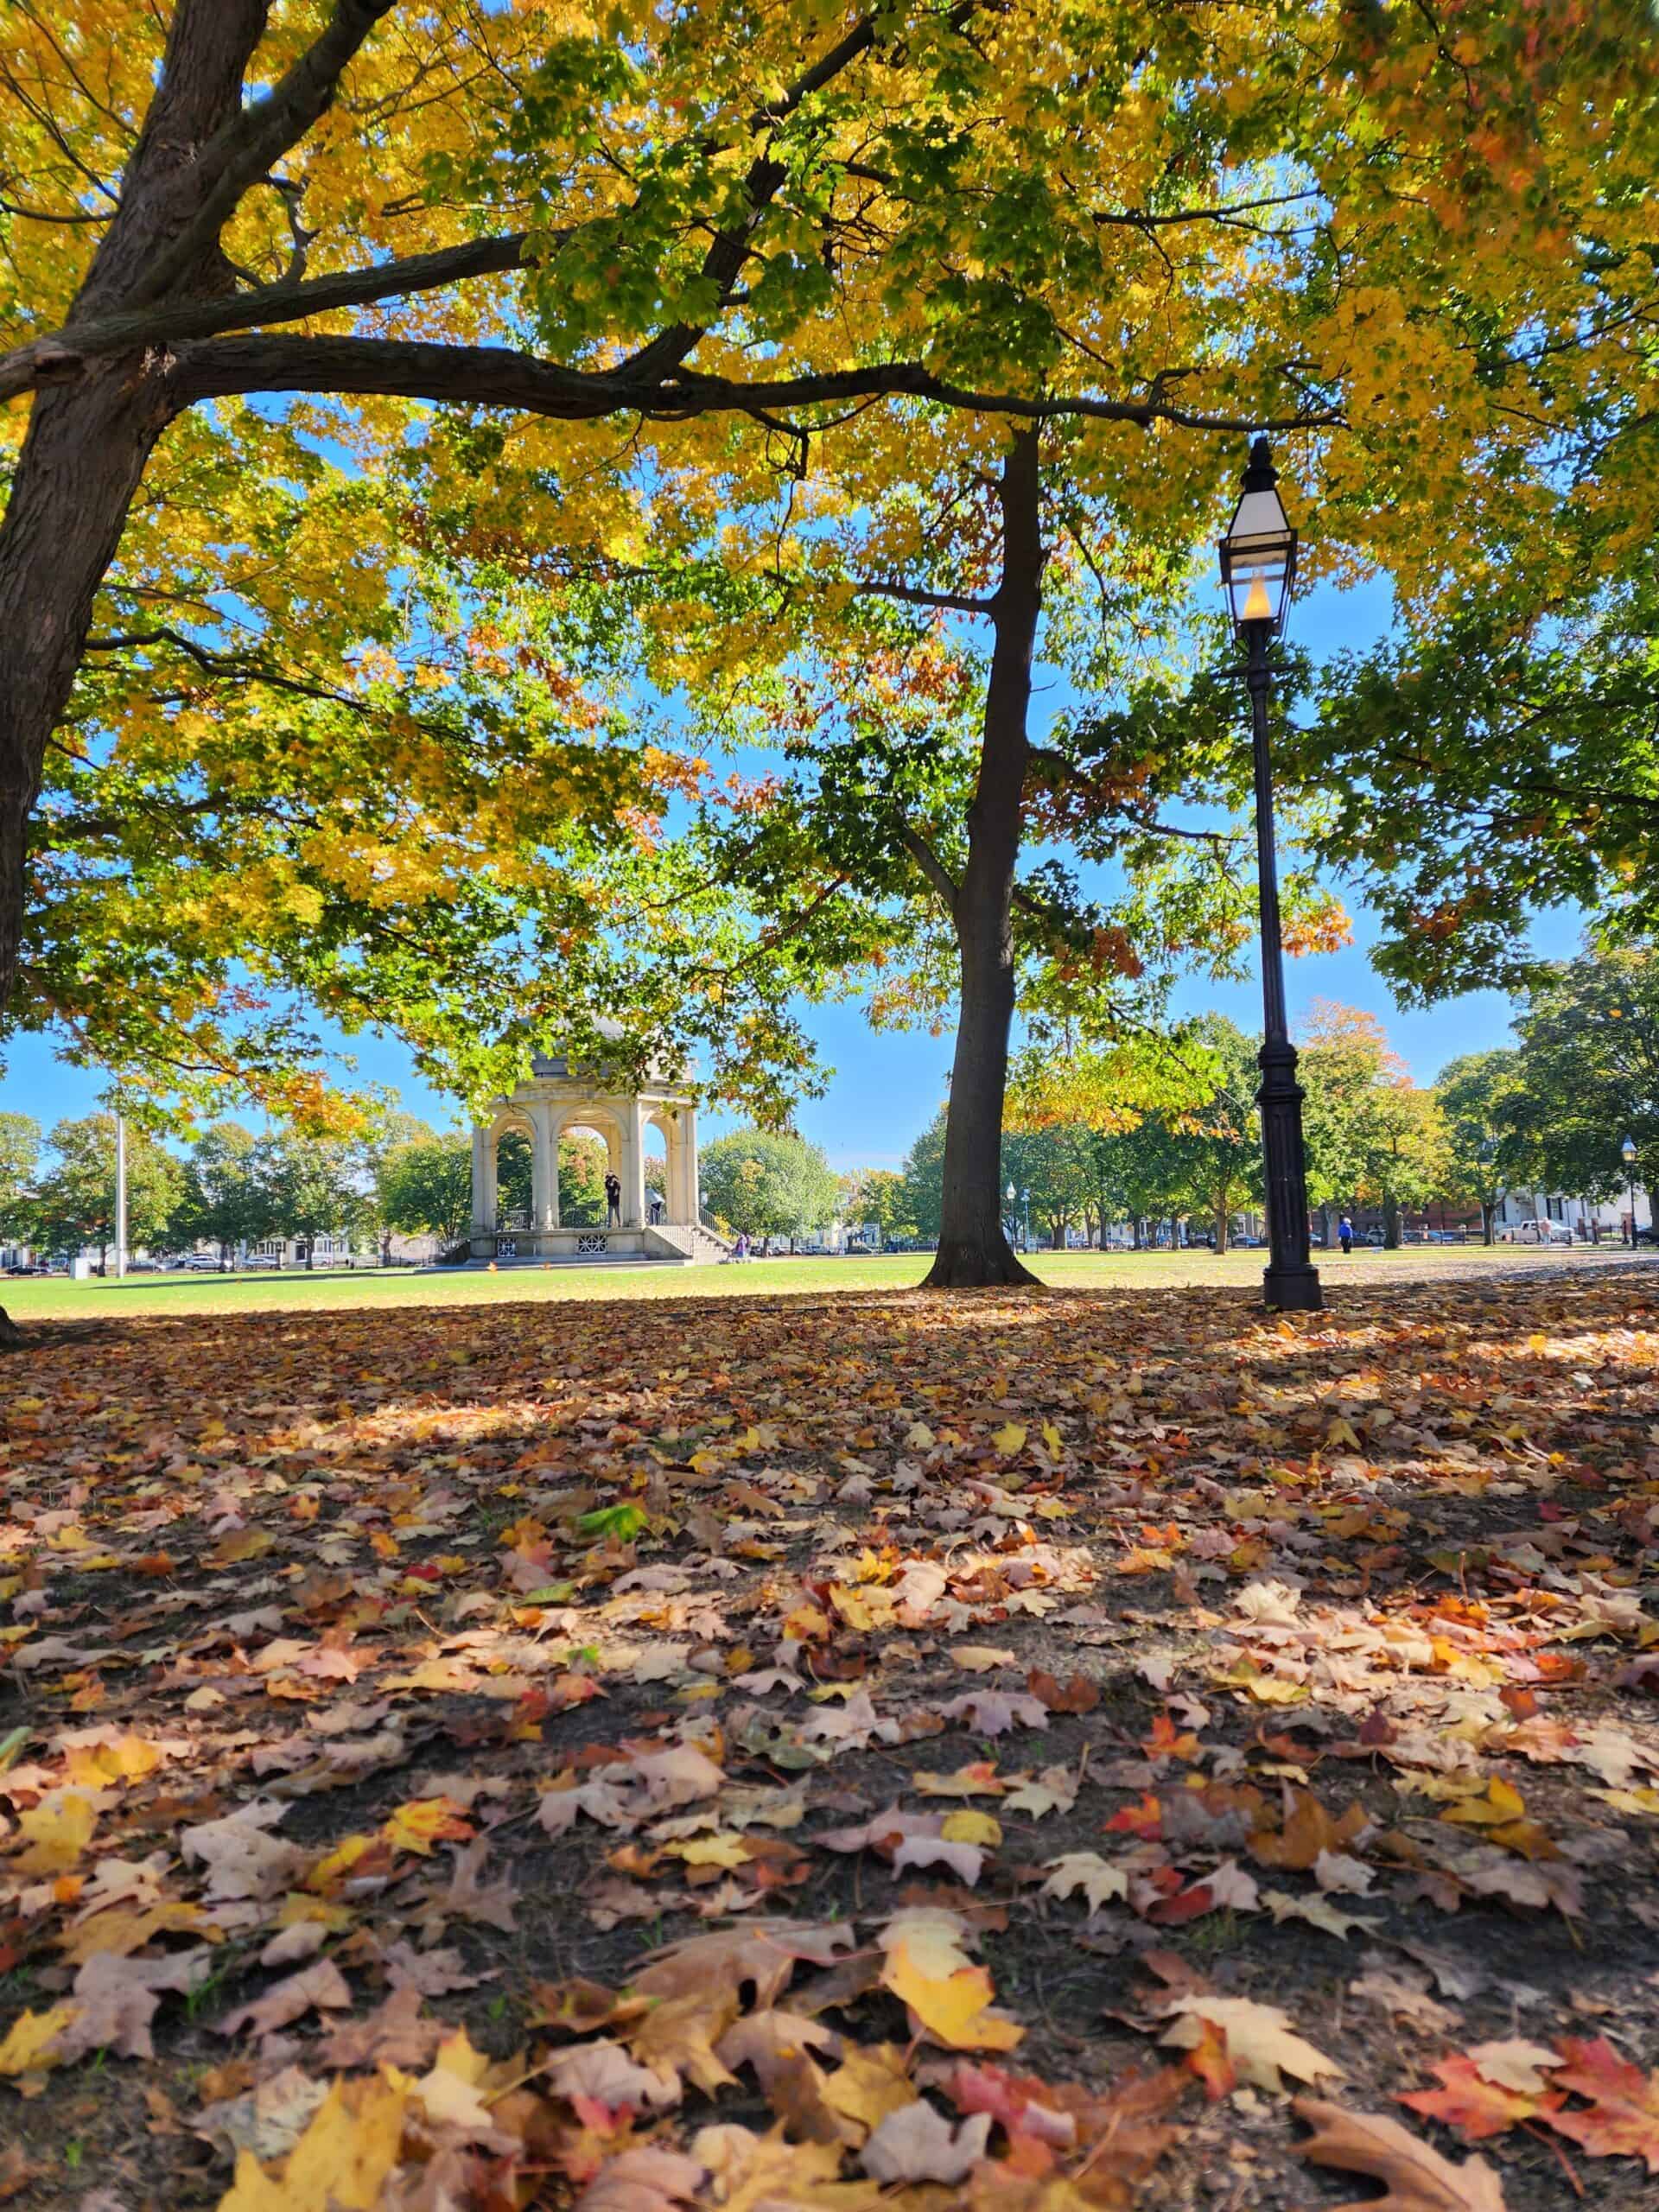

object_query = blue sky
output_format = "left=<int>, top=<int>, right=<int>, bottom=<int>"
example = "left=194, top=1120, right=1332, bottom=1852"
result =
left=0, top=565, right=1580, bottom=1170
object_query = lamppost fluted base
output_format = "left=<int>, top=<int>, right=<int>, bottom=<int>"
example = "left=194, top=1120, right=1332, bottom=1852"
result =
left=1262, top=1262, right=1324, bottom=1312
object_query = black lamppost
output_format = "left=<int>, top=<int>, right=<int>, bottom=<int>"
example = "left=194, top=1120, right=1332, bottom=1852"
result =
left=1219, top=439, right=1322, bottom=1312
left=1622, top=1135, right=1638, bottom=1245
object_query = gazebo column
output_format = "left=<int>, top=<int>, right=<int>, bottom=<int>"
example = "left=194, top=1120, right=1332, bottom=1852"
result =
left=679, top=1103, right=700, bottom=1225
left=471, top=1124, right=495, bottom=1235
left=531, top=1102, right=556, bottom=1230
left=623, top=1098, right=648, bottom=1228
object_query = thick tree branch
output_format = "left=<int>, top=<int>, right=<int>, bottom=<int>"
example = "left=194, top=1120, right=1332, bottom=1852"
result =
left=855, top=577, right=995, bottom=615
left=0, top=234, right=543, bottom=404
left=164, top=332, right=1342, bottom=435
left=133, top=0, right=400, bottom=306
left=895, top=822, right=959, bottom=911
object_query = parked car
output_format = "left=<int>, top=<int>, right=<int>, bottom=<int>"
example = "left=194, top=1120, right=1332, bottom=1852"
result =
left=243, top=1251, right=283, bottom=1268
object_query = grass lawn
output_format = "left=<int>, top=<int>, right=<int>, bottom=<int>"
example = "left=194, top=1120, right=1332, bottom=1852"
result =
left=0, top=1237, right=1647, bottom=1321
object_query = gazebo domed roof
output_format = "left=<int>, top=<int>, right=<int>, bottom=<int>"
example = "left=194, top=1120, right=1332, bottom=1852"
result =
left=530, top=1017, right=627, bottom=1080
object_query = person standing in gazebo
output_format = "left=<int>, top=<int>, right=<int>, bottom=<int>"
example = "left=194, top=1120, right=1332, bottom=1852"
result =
left=605, top=1171, right=622, bottom=1227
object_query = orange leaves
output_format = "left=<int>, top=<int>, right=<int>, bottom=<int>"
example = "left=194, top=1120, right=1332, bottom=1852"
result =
left=1399, top=2037, right=1659, bottom=2175
left=1544, top=2037, right=1659, bottom=2171
left=1400, top=2055, right=1559, bottom=2141
left=380, top=1797, right=474, bottom=1858
left=1248, top=1787, right=1368, bottom=1873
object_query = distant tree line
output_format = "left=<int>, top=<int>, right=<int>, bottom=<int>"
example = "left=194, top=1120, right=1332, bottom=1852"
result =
left=878, top=949, right=1659, bottom=1254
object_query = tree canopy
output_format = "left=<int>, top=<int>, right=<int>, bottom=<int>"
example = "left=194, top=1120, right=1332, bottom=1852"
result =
left=700, top=1128, right=840, bottom=1243
left=0, top=2, right=1653, bottom=1242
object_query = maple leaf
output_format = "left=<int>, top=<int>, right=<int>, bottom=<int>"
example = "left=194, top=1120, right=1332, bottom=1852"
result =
left=215, top=1959, right=353, bottom=2040
left=10, top=1789, right=99, bottom=1874
left=863, top=2099, right=994, bottom=2183
left=1400, top=2055, right=1559, bottom=2141
left=574, top=2145, right=709, bottom=2212
left=1041, top=1853, right=1129, bottom=1912
left=215, top=2075, right=411, bottom=2211
left=940, top=1689, right=1049, bottom=1736
left=632, top=1922, right=856, bottom=2010
left=1541, top=2036, right=1659, bottom=2171
left=880, top=1922, right=1023, bottom=2053
left=1294, top=2095, right=1509, bottom=2212
left=0, top=2005, right=74, bottom=2082
left=544, top=2037, right=681, bottom=2113
left=380, top=1795, right=474, bottom=1856
left=1156, top=1995, right=1343, bottom=2095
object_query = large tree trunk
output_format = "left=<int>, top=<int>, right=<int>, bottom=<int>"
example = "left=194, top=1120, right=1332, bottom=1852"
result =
left=925, top=433, right=1044, bottom=1291
left=1382, top=1192, right=1401, bottom=1249
left=1213, top=1203, right=1230, bottom=1254
left=0, top=1, right=271, bottom=1342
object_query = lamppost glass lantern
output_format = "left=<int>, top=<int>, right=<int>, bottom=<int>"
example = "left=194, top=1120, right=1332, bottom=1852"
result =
left=1219, top=438, right=1299, bottom=637
left=1622, top=1136, right=1637, bottom=1168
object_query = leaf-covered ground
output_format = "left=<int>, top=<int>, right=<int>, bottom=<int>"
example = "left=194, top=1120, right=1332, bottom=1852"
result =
left=1, top=1264, right=1657, bottom=2210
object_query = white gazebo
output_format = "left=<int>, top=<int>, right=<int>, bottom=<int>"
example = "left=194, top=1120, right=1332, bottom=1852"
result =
left=467, top=1034, right=715, bottom=1265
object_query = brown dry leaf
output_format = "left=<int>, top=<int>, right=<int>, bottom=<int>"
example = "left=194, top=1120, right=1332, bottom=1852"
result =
left=627, top=1988, right=741, bottom=2096
left=543, top=2037, right=681, bottom=2112
left=862, top=2099, right=993, bottom=2183
left=315, top=1985, right=442, bottom=2070
left=574, top=2145, right=709, bottom=2212
left=1463, top=2038, right=1563, bottom=2096
left=1294, top=2094, right=1508, bottom=2211
left=216, top=1958, right=353, bottom=2040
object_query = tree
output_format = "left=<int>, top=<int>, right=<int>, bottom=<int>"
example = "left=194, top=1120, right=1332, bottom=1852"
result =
left=257, top=1128, right=363, bottom=1267
left=1435, top=1052, right=1526, bottom=1244
left=1284, top=569, right=1659, bottom=1007
left=1353, top=1082, right=1452, bottom=1250
left=559, top=1135, right=608, bottom=1229
left=0, top=1112, right=39, bottom=1243
left=175, top=1120, right=277, bottom=1265
left=1503, top=948, right=1659, bottom=1216
left=1161, top=1019, right=1262, bottom=1254
left=376, top=1133, right=472, bottom=1249
left=843, top=1169, right=917, bottom=1250
left=1298, top=1005, right=1395, bottom=1244
left=29, top=1113, right=183, bottom=1270
left=700, top=1131, right=839, bottom=1245
left=1000, top=1126, right=1096, bottom=1251
left=900, top=1112, right=950, bottom=1245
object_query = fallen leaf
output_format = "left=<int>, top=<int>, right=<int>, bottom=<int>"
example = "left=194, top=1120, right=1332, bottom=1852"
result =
left=861, top=2099, right=994, bottom=2183
left=1294, top=2094, right=1508, bottom=2211
left=1541, top=2036, right=1659, bottom=2172
left=1156, top=1994, right=1343, bottom=2094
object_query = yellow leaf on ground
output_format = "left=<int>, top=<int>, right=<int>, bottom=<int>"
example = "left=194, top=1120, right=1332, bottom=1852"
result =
left=992, top=1423, right=1027, bottom=1456
left=822, top=2044, right=917, bottom=2135
left=380, top=1797, right=472, bottom=1857
left=216, top=2076, right=410, bottom=2210
left=63, top=1735, right=162, bottom=1789
left=1442, top=1777, right=1527, bottom=1827
left=881, top=1936, right=1023, bottom=2051
left=0, top=2005, right=75, bottom=2079
left=12, top=1791, right=98, bottom=1874
left=940, top=1811, right=1002, bottom=1847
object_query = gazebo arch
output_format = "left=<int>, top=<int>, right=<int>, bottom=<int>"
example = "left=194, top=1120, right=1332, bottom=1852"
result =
left=467, top=1032, right=711, bottom=1265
